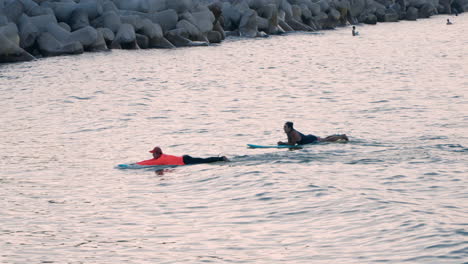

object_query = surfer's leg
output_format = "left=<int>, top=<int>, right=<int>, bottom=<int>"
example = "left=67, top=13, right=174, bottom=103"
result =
left=183, top=155, right=225, bottom=165
left=322, top=134, right=349, bottom=142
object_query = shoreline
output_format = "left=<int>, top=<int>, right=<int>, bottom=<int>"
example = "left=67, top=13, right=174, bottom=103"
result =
left=1, top=0, right=466, bottom=64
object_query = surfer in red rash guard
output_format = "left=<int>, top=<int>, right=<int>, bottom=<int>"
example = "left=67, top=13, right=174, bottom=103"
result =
left=137, top=146, right=229, bottom=166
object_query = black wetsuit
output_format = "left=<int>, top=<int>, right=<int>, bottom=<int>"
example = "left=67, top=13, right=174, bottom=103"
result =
left=297, top=131, right=318, bottom=145
left=182, top=155, right=224, bottom=165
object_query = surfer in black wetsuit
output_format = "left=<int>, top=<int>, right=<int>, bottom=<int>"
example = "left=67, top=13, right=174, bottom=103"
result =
left=277, top=121, right=349, bottom=146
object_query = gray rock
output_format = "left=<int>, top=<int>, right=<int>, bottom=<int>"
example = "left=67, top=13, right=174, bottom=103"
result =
left=139, top=18, right=162, bottom=39
left=97, top=27, right=114, bottom=45
left=37, top=31, right=83, bottom=56
left=453, top=0, right=468, bottom=11
left=166, top=0, right=193, bottom=13
left=17, top=14, right=39, bottom=49
left=256, top=15, right=269, bottom=31
left=145, top=9, right=178, bottom=33
left=113, top=0, right=149, bottom=13
left=165, top=28, right=193, bottom=46
left=111, top=23, right=138, bottom=49
left=323, top=8, right=341, bottom=29
left=148, top=35, right=174, bottom=48
left=405, top=6, right=418, bottom=20
left=177, top=19, right=203, bottom=40
left=0, top=15, right=7, bottom=26
left=300, top=4, right=313, bottom=21
left=91, top=11, right=121, bottom=33
left=318, top=0, right=331, bottom=13
left=375, top=8, right=386, bottom=21
left=349, top=0, right=366, bottom=17
left=212, top=20, right=225, bottom=39
left=0, top=22, right=19, bottom=45
left=384, top=12, right=399, bottom=21
left=28, top=5, right=53, bottom=16
left=102, top=1, right=118, bottom=13
left=255, top=4, right=279, bottom=34
left=291, top=4, right=302, bottom=21
left=27, top=14, right=57, bottom=32
left=19, top=0, right=38, bottom=15
left=69, top=26, right=99, bottom=47
left=206, top=30, right=221, bottom=43
left=363, top=13, right=378, bottom=24
left=3, top=0, right=24, bottom=23
left=165, top=28, right=208, bottom=47
left=58, top=22, right=71, bottom=32
left=0, top=31, right=35, bottom=63
left=239, top=9, right=258, bottom=37
left=221, top=2, right=242, bottom=31
left=191, top=9, right=215, bottom=33
left=136, top=33, right=148, bottom=48
left=121, top=15, right=144, bottom=31
left=418, top=3, right=437, bottom=17
left=279, top=0, right=293, bottom=20
left=308, top=2, right=322, bottom=16
left=147, top=0, right=167, bottom=13
left=278, top=18, right=294, bottom=31
left=69, top=8, right=90, bottom=31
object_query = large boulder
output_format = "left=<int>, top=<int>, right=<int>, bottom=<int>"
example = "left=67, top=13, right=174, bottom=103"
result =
left=113, top=0, right=149, bottom=13
left=102, top=1, right=118, bottom=13
left=17, top=14, right=40, bottom=49
left=138, top=18, right=162, bottom=39
left=349, top=0, right=366, bottom=17
left=418, top=3, right=437, bottom=17
left=0, top=15, right=7, bottom=26
left=362, top=13, right=378, bottom=24
left=212, top=20, right=225, bottom=39
left=111, top=23, right=138, bottom=49
left=68, top=26, right=100, bottom=48
left=69, top=8, right=90, bottom=31
left=3, top=0, right=24, bottom=23
left=135, top=33, right=149, bottom=49
left=221, top=2, right=243, bottom=31
left=91, top=11, right=121, bottom=33
left=0, top=31, right=35, bottom=63
left=453, top=0, right=468, bottom=11
left=146, top=0, right=167, bottom=13
left=37, top=32, right=83, bottom=57
left=278, top=18, right=294, bottom=31
left=121, top=15, right=144, bottom=31
left=144, top=9, right=178, bottom=33
left=148, top=35, right=174, bottom=48
left=322, top=8, right=341, bottom=29
left=46, top=1, right=102, bottom=22
left=97, top=27, right=114, bottom=46
left=45, top=23, right=98, bottom=47
left=166, top=0, right=193, bottom=13
left=87, top=30, right=107, bottom=51
left=239, top=8, right=258, bottom=37
left=206, top=30, right=222, bottom=43
left=165, top=28, right=208, bottom=47
left=191, top=9, right=215, bottom=33
left=405, top=6, right=419, bottom=19
left=176, top=19, right=204, bottom=41
left=0, top=23, right=19, bottom=45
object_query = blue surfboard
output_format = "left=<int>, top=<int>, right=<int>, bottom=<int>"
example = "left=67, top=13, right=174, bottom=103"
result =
left=247, top=144, right=303, bottom=149
left=117, top=163, right=178, bottom=169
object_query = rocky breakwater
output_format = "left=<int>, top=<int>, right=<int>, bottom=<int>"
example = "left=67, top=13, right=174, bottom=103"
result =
left=0, top=0, right=466, bottom=63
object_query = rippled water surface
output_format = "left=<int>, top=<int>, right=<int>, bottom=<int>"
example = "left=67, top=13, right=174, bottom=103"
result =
left=1, top=14, right=467, bottom=263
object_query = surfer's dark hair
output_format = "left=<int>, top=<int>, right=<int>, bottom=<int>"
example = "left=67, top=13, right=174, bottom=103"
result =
left=285, top=122, right=294, bottom=129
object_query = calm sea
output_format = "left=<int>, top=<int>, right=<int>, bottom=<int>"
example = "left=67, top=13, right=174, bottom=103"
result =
left=1, top=14, right=467, bottom=264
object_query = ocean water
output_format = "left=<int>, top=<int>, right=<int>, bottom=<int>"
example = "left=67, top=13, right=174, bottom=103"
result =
left=0, top=14, right=467, bottom=264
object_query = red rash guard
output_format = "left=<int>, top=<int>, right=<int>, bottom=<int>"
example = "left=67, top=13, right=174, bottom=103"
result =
left=136, top=154, right=186, bottom=166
